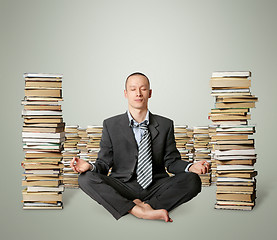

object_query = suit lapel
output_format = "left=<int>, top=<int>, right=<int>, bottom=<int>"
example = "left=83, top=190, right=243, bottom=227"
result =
left=119, top=112, right=138, bottom=149
left=149, top=112, right=159, bottom=141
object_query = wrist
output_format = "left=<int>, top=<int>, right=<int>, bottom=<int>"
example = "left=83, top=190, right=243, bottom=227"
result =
left=88, top=161, right=95, bottom=172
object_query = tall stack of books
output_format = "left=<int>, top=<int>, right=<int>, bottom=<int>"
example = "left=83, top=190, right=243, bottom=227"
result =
left=193, top=127, right=211, bottom=186
left=209, top=71, right=258, bottom=210
left=87, top=126, right=102, bottom=164
left=21, top=73, right=65, bottom=209
left=62, top=125, right=80, bottom=188
left=174, top=126, right=190, bottom=163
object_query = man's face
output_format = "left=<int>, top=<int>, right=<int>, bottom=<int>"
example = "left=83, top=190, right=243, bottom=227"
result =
left=124, top=75, right=152, bottom=111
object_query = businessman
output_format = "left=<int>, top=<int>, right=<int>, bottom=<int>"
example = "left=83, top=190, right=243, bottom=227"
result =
left=70, top=72, right=210, bottom=222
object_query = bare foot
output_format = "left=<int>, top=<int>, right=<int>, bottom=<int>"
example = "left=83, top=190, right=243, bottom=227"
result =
left=129, top=199, right=173, bottom=222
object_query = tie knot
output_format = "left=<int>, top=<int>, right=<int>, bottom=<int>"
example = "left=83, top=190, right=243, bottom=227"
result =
left=130, top=120, right=148, bottom=130
left=139, top=121, right=148, bottom=130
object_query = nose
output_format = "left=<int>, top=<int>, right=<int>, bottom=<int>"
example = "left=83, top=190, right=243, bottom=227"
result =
left=136, top=89, right=142, bottom=96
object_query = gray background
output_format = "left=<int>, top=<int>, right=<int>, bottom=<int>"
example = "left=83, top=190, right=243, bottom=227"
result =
left=0, top=0, right=276, bottom=239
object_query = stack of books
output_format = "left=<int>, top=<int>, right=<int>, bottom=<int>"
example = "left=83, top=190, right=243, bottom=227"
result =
left=21, top=73, right=65, bottom=209
left=186, top=127, right=195, bottom=163
left=174, top=126, right=190, bottom=162
left=209, top=71, right=258, bottom=210
left=62, top=125, right=80, bottom=188
left=208, top=125, right=218, bottom=183
left=193, top=126, right=211, bottom=186
left=87, top=126, right=102, bottom=164
left=77, top=127, right=89, bottom=162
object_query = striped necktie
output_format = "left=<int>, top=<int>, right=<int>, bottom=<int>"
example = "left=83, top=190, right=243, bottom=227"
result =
left=136, top=121, right=152, bottom=189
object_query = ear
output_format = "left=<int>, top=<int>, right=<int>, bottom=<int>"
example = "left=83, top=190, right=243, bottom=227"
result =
left=124, top=89, right=127, bottom=99
left=148, top=89, right=152, bottom=98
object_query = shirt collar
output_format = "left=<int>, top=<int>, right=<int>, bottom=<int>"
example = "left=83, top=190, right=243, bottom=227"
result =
left=127, top=110, right=149, bottom=127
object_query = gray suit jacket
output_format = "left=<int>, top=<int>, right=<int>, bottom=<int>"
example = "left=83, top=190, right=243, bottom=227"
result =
left=94, top=112, right=189, bottom=182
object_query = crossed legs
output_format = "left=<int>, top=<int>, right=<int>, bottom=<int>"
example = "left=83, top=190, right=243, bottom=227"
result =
left=78, top=171, right=201, bottom=222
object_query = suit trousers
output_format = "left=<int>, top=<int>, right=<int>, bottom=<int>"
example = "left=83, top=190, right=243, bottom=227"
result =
left=78, top=171, right=202, bottom=220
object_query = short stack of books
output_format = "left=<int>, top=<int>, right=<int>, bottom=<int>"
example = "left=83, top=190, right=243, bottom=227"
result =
left=186, top=127, right=195, bottom=163
left=174, top=125, right=190, bottom=162
left=87, top=126, right=102, bottom=164
left=208, top=125, right=218, bottom=183
left=21, top=73, right=65, bottom=209
left=62, top=125, right=80, bottom=188
left=193, top=126, right=211, bottom=186
left=77, top=127, right=89, bottom=162
left=209, top=71, right=258, bottom=210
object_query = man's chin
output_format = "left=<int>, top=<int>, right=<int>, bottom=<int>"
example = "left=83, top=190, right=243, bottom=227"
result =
left=131, top=104, right=147, bottom=110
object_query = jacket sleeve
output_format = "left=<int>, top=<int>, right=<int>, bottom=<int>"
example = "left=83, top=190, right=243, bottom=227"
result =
left=93, top=120, right=114, bottom=175
left=164, top=121, right=189, bottom=174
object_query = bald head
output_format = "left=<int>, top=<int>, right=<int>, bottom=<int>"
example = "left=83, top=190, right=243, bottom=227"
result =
left=125, top=72, right=150, bottom=90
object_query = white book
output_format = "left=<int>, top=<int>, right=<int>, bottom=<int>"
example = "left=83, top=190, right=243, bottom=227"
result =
left=217, top=125, right=255, bottom=129
left=217, top=126, right=254, bottom=131
left=193, top=126, right=209, bottom=129
left=193, top=134, right=209, bottom=137
left=22, top=132, right=65, bottom=139
left=65, top=125, right=79, bottom=128
left=217, top=177, right=255, bottom=182
left=22, top=110, right=62, bottom=116
left=215, top=149, right=256, bottom=156
left=24, top=202, right=62, bottom=207
left=195, top=149, right=211, bottom=153
left=178, top=149, right=189, bottom=153
left=211, top=92, right=251, bottom=97
left=27, top=185, right=64, bottom=192
left=61, top=161, right=70, bottom=165
left=25, top=169, right=60, bottom=174
left=23, top=145, right=62, bottom=150
left=215, top=133, right=249, bottom=136
left=65, top=133, right=79, bottom=137
left=212, top=71, right=251, bottom=78
left=24, top=97, right=63, bottom=101
left=63, top=167, right=75, bottom=171
left=215, top=155, right=256, bottom=160
left=24, top=150, right=62, bottom=154
left=217, top=121, right=248, bottom=126
left=77, top=127, right=87, bottom=131
left=63, top=173, right=79, bottom=176
left=217, top=165, right=254, bottom=171
left=61, top=149, right=79, bottom=153
left=24, top=73, right=63, bottom=78
left=77, top=143, right=87, bottom=147
left=21, top=100, right=60, bottom=105
left=87, top=133, right=102, bottom=137
left=212, top=89, right=250, bottom=93
left=87, top=125, right=103, bottom=128
left=25, top=87, right=62, bottom=90
left=88, top=148, right=100, bottom=152
left=62, top=148, right=79, bottom=152
left=25, top=142, right=61, bottom=146
left=23, top=137, right=65, bottom=143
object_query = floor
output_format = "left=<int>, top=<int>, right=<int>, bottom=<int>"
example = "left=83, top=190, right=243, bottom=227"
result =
left=4, top=180, right=277, bottom=240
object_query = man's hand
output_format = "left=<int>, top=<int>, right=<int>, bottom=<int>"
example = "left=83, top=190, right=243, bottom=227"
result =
left=70, top=157, right=91, bottom=173
left=189, top=160, right=210, bottom=174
